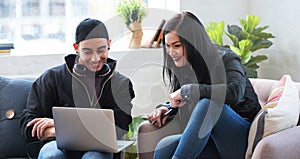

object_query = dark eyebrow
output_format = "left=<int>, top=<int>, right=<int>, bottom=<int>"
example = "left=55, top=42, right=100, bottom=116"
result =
left=97, top=45, right=107, bottom=50
left=81, top=48, right=92, bottom=51
left=171, top=41, right=181, bottom=45
left=81, top=45, right=107, bottom=51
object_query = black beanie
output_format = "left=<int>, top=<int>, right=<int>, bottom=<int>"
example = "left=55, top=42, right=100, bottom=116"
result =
left=75, top=18, right=109, bottom=44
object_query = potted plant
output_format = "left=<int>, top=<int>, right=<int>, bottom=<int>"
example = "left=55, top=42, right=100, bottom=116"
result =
left=124, top=116, right=146, bottom=159
left=205, top=14, right=275, bottom=78
left=117, top=0, right=147, bottom=48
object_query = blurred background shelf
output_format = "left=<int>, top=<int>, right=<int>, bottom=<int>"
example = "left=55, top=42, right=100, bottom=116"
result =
left=0, top=42, right=14, bottom=54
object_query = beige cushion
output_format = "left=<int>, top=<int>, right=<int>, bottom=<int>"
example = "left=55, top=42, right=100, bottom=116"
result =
left=246, top=75, right=300, bottom=159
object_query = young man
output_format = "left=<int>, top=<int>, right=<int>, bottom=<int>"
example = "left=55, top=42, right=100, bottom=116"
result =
left=20, top=18, right=135, bottom=159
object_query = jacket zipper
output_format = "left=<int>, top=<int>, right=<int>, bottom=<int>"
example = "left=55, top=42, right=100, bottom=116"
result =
left=66, top=66, right=94, bottom=106
left=93, top=65, right=115, bottom=108
left=66, top=64, right=116, bottom=108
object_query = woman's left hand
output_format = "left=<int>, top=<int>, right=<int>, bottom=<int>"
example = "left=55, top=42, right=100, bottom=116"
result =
left=169, top=89, right=186, bottom=108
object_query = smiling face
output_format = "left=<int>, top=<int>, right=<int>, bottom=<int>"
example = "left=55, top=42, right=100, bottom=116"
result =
left=77, top=38, right=110, bottom=72
left=165, top=31, right=187, bottom=67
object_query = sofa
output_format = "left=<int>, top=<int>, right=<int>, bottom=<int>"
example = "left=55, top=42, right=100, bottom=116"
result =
left=1, top=76, right=300, bottom=159
left=137, top=78, right=300, bottom=159
left=0, top=76, right=121, bottom=159
left=0, top=76, right=34, bottom=158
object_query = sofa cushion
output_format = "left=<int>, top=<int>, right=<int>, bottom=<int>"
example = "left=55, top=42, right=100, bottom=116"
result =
left=251, top=126, right=300, bottom=159
left=0, top=77, right=33, bottom=158
left=246, top=75, right=300, bottom=159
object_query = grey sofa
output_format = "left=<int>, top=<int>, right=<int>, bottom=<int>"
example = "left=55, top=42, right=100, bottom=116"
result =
left=137, top=78, right=300, bottom=159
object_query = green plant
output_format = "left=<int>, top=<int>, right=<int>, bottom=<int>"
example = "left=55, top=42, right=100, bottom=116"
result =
left=124, top=115, right=147, bottom=159
left=117, top=0, right=147, bottom=48
left=206, top=21, right=225, bottom=46
left=205, top=14, right=275, bottom=78
left=117, top=0, right=147, bottom=26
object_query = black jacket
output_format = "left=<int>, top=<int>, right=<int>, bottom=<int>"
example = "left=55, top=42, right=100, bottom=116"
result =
left=19, top=54, right=135, bottom=156
left=180, top=46, right=260, bottom=123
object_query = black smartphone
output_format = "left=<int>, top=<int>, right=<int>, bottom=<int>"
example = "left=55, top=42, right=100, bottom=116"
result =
left=151, top=108, right=173, bottom=125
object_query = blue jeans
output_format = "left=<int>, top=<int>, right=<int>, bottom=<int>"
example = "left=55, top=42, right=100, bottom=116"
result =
left=154, top=98, right=250, bottom=159
left=38, top=141, right=113, bottom=159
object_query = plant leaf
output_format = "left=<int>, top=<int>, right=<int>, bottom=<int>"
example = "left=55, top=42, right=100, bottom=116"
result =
left=205, top=21, right=225, bottom=46
left=229, top=45, right=241, bottom=56
left=252, top=26, right=275, bottom=39
left=242, top=14, right=260, bottom=33
left=240, top=30, right=260, bottom=41
left=238, top=39, right=253, bottom=64
left=126, top=116, right=146, bottom=141
left=251, top=39, right=273, bottom=52
left=244, top=55, right=268, bottom=67
left=225, top=32, right=239, bottom=47
left=245, top=67, right=258, bottom=78
left=252, top=26, right=268, bottom=34
left=227, top=25, right=243, bottom=40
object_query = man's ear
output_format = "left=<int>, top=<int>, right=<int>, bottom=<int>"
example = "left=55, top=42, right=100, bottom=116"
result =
left=73, top=43, right=78, bottom=52
left=107, top=40, right=111, bottom=51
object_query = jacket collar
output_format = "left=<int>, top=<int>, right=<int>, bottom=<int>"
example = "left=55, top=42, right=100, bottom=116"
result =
left=64, top=54, right=117, bottom=77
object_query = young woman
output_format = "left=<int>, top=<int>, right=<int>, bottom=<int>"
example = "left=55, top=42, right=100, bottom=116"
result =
left=147, top=12, right=261, bottom=159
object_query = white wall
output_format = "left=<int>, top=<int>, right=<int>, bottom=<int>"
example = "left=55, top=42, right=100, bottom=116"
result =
left=180, top=0, right=300, bottom=82
left=0, top=54, right=65, bottom=77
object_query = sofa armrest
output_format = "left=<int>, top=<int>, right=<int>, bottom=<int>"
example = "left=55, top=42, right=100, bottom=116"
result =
left=252, top=126, right=300, bottom=159
left=137, top=120, right=181, bottom=159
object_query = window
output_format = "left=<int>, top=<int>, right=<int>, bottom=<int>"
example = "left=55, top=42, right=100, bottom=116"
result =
left=0, top=0, right=179, bottom=55
left=0, top=0, right=16, bottom=41
left=0, top=0, right=16, bottom=17
left=49, top=0, right=65, bottom=16
left=22, top=0, right=40, bottom=16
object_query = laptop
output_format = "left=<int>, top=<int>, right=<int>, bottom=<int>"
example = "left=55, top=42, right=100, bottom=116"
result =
left=52, top=107, right=134, bottom=153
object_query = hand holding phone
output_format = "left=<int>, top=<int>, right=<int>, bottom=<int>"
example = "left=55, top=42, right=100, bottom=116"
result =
left=151, top=108, right=173, bottom=125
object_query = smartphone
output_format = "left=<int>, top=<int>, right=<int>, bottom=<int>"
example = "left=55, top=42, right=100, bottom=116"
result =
left=151, top=108, right=173, bottom=125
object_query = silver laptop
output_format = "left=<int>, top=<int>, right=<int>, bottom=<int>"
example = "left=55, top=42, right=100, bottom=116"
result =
left=52, top=107, right=134, bottom=153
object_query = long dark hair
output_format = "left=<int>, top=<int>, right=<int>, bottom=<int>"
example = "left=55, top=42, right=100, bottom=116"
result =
left=162, top=11, right=220, bottom=92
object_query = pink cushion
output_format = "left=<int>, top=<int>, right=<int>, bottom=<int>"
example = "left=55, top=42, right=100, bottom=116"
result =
left=250, top=78, right=300, bottom=108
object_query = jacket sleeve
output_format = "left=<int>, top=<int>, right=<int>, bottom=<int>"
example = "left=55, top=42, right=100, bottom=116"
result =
left=19, top=72, right=57, bottom=142
left=107, top=72, right=135, bottom=138
left=181, top=54, right=246, bottom=106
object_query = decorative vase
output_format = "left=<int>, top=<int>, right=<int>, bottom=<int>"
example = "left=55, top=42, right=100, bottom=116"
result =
left=127, top=21, right=143, bottom=48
